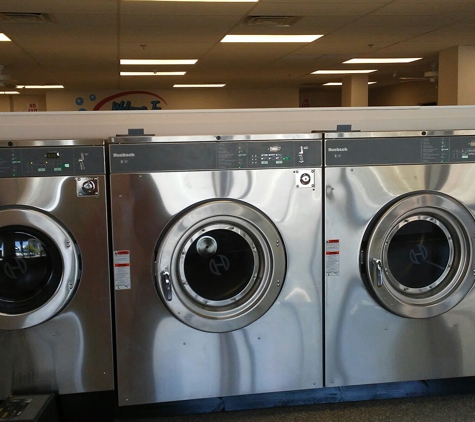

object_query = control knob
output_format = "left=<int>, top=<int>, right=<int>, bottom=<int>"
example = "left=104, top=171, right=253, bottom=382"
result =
left=82, top=180, right=96, bottom=194
left=300, top=173, right=311, bottom=185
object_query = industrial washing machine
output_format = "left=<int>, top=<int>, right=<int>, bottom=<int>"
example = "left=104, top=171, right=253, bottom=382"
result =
left=109, top=134, right=323, bottom=405
left=324, top=130, right=475, bottom=387
left=0, top=139, right=114, bottom=398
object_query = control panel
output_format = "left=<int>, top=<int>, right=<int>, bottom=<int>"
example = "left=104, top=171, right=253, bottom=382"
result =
left=0, top=146, right=105, bottom=178
left=326, top=136, right=475, bottom=166
left=110, top=140, right=321, bottom=173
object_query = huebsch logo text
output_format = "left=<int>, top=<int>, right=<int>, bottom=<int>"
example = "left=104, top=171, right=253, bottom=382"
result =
left=113, top=153, right=135, bottom=158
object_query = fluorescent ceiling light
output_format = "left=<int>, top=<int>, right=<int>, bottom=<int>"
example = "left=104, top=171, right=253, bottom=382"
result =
left=323, top=82, right=377, bottom=86
left=16, top=85, right=64, bottom=89
left=221, top=35, right=323, bottom=43
left=344, top=58, right=422, bottom=64
left=0, top=91, right=19, bottom=94
left=120, top=59, right=197, bottom=65
left=120, top=71, right=186, bottom=76
left=0, top=33, right=11, bottom=42
left=123, top=0, right=258, bottom=2
left=174, top=84, right=226, bottom=88
left=312, top=70, right=377, bottom=74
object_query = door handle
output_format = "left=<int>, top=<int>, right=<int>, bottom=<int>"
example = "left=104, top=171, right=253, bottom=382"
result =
left=161, top=271, right=172, bottom=301
left=370, top=258, right=383, bottom=288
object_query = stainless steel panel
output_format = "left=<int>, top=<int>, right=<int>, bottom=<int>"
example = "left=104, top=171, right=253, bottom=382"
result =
left=325, top=163, right=475, bottom=387
left=0, top=176, right=114, bottom=397
left=0, top=139, right=105, bottom=147
left=110, top=133, right=321, bottom=144
left=111, top=168, right=323, bottom=405
left=324, top=129, right=475, bottom=140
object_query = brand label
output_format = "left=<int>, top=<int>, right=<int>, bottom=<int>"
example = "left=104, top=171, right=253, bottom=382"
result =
left=328, top=147, right=348, bottom=152
left=209, top=255, right=230, bottom=276
left=113, top=153, right=135, bottom=158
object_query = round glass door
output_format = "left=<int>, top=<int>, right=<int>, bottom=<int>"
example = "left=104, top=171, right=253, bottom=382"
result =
left=363, top=193, right=475, bottom=318
left=155, top=201, right=286, bottom=333
left=179, top=225, right=259, bottom=305
left=385, top=216, right=453, bottom=293
left=0, top=227, right=63, bottom=315
left=0, top=208, right=80, bottom=330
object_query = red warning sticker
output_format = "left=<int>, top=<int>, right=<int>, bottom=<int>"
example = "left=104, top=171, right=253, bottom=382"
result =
left=114, top=250, right=131, bottom=290
left=325, top=239, right=340, bottom=276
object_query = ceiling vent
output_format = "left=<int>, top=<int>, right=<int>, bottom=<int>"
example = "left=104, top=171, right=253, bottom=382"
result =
left=0, top=12, right=55, bottom=24
left=242, top=16, right=302, bottom=27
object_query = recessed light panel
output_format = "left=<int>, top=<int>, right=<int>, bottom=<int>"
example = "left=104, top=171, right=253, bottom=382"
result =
left=0, top=91, right=19, bottom=94
left=173, top=84, right=226, bottom=88
left=120, top=59, right=198, bottom=65
left=323, top=82, right=377, bottom=86
left=123, top=0, right=258, bottom=2
left=344, top=58, right=422, bottom=64
left=120, top=71, right=186, bottom=76
left=221, top=35, right=323, bottom=43
left=16, top=85, right=64, bottom=89
left=312, top=70, right=377, bottom=74
left=0, top=33, right=11, bottom=41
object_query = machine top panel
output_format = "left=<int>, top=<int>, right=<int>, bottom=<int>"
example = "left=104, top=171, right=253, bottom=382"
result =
left=0, top=146, right=105, bottom=178
left=325, top=134, right=475, bottom=166
left=0, top=139, right=105, bottom=148
left=109, top=133, right=321, bottom=144
left=109, top=139, right=322, bottom=173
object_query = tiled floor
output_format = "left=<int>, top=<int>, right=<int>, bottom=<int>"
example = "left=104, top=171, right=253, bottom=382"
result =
left=122, top=394, right=475, bottom=422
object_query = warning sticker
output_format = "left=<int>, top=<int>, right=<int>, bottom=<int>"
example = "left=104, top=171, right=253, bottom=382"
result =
left=325, top=239, right=340, bottom=276
left=114, top=250, right=131, bottom=290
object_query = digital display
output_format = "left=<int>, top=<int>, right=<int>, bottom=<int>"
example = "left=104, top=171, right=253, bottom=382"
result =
left=46, top=152, right=59, bottom=159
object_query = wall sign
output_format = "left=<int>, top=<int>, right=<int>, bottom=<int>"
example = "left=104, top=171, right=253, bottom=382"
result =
left=27, top=103, right=38, bottom=112
left=93, top=91, right=168, bottom=111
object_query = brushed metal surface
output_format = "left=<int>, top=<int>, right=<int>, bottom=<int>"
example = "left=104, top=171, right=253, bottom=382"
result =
left=0, top=175, right=114, bottom=397
left=109, top=133, right=321, bottom=144
left=325, top=129, right=475, bottom=139
left=0, top=139, right=105, bottom=148
left=325, top=163, right=475, bottom=387
left=111, top=168, right=323, bottom=405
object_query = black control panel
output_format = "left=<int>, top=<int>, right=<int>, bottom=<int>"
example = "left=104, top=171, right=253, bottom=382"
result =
left=325, top=136, right=475, bottom=166
left=110, top=140, right=322, bottom=173
left=0, top=146, right=105, bottom=178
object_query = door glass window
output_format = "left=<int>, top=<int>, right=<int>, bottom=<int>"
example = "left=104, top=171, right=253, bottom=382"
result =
left=387, top=220, right=450, bottom=289
left=183, top=229, right=255, bottom=301
left=0, top=226, right=62, bottom=314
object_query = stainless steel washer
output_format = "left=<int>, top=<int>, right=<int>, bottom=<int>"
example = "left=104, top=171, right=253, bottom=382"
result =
left=109, top=134, right=323, bottom=406
left=324, top=130, right=475, bottom=387
left=0, top=139, right=114, bottom=398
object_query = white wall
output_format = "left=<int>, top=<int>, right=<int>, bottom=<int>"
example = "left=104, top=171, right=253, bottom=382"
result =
left=45, top=88, right=299, bottom=111
left=0, top=96, right=10, bottom=112
left=370, top=81, right=438, bottom=106
left=0, top=95, right=47, bottom=112
left=299, top=89, right=341, bottom=107
left=1, top=106, right=475, bottom=141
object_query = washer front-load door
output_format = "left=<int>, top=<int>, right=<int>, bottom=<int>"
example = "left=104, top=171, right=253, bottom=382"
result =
left=155, top=200, right=286, bottom=333
left=362, top=193, right=475, bottom=318
left=0, top=208, right=80, bottom=329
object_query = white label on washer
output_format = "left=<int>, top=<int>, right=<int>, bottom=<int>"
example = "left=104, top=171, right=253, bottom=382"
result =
left=325, top=239, right=340, bottom=276
left=114, top=250, right=131, bottom=290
